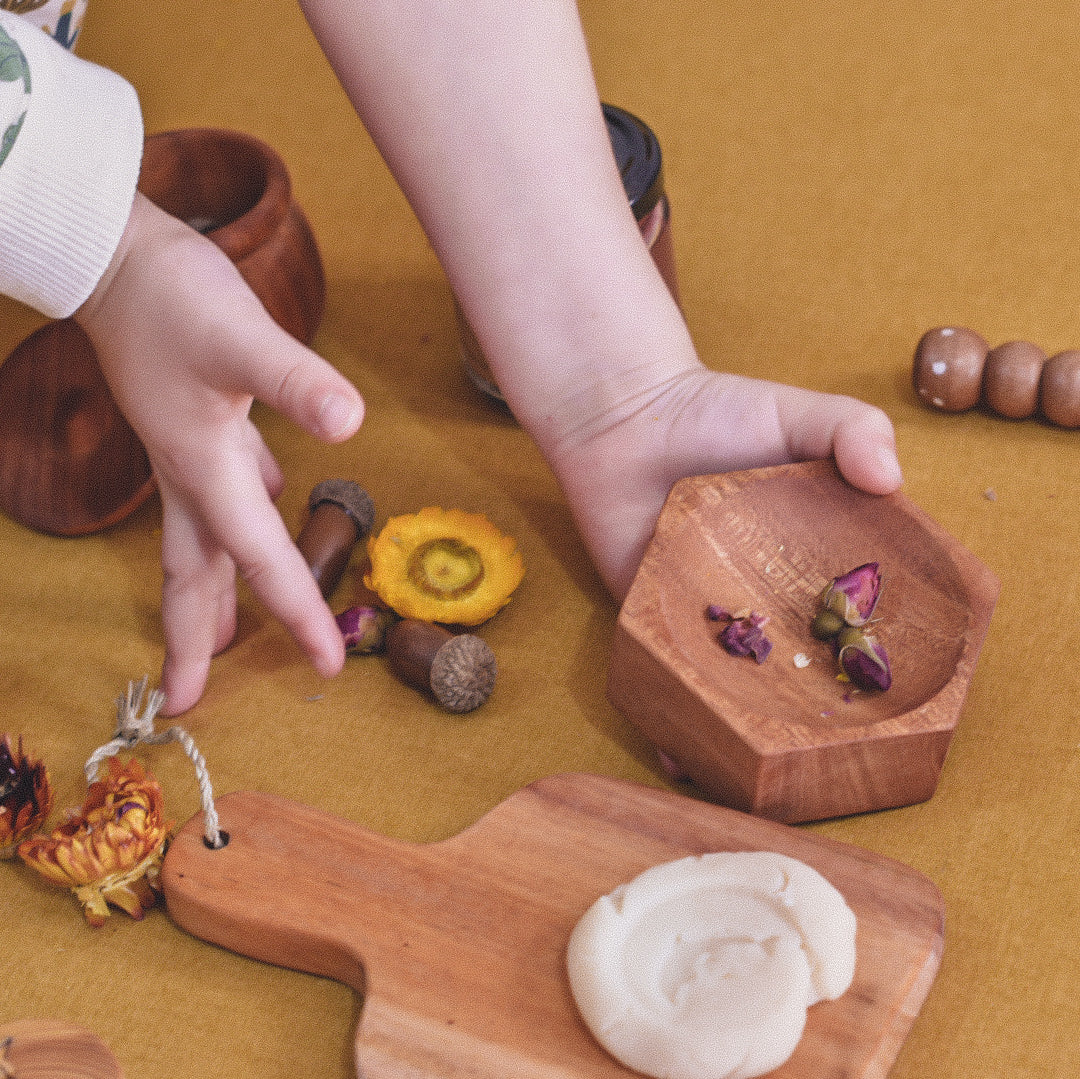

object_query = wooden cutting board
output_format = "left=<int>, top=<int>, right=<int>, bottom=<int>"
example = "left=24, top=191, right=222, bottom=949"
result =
left=162, top=773, right=944, bottom=1079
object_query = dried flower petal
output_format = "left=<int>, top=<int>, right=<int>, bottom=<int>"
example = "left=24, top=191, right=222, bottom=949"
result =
left=0, top=734, right=53, bottom=858
left=336, top=605, right=396, bottom=654
left=18, top=757, right=173, bottom=926
left=366, top=507, right=524, bottom=625
left=837, top=629, right=892, bottom=692
left=715, top=610, right=773, bottom=664
left=820, top=562, right=882, bottom=627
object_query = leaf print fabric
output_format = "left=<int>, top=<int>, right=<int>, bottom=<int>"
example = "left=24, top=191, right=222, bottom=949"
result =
left=0, top=4, right=143, bottom=319
left=0, top=23, right=30, bottom=168
left=0, top=2, right=50, bottom=16
left=0, top=1, right=85, bottom=49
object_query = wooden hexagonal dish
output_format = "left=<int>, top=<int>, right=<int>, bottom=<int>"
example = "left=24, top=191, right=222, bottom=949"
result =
left=607, top=460, right=999, bottom=823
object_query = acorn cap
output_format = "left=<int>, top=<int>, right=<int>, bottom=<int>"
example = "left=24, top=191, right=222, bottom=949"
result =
left=430, top=633, right=497, bottom=713
left=307, top=479, right=376, bottom=538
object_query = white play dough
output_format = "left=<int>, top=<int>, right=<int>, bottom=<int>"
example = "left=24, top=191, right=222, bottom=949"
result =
left=566, top=851, right=856, bottom=1079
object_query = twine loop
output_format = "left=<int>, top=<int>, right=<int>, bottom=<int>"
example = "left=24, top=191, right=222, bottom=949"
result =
left=85, top=676, right=225, bottom=849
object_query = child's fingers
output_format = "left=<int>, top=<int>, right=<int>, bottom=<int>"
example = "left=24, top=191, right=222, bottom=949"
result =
left=781, top=393, right=902, bottom=495
left=157, top=497, right=238, bottom=715
left=158, top=465, right=347, bottom=713
left=229, top=319, right=365, bottom=444
left=190, top=458, right=346, bottom=672
left=830, top=404, right=903, bottom=495
left=248, top=424, right=286, bottom=501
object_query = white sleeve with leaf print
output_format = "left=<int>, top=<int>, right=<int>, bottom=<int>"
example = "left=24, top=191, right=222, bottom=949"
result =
left=0, top=9, right=142, bottom=318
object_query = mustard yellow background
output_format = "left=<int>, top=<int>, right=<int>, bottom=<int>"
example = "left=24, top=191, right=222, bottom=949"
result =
left=2, top=1, right=1079, bottom=1076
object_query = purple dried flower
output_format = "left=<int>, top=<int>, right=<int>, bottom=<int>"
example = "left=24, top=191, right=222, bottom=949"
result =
left=719, top=615, right=773, bottom=664
left=838, top=629, right=892, bottom=692
left=336, top=605, right=394, bottom=655
left=820, top=562, right=882, bottom=628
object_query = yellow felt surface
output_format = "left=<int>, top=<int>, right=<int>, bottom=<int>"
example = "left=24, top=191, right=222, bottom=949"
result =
left=1, top=1, right=1078, bottom=1077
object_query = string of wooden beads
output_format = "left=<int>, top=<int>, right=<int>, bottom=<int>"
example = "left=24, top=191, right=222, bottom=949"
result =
left=913, top=326, right=1080, bottom=428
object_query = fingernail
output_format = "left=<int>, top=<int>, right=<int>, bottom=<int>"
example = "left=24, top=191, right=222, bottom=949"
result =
left=319, top=392, right=361, bottom=438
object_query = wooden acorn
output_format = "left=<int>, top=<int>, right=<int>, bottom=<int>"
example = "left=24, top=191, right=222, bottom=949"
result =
left=913, top=327, right=1080, bottom=427
left=297, top=479, right=375, bottom=597
left=385, top=619, right=496, bottom=713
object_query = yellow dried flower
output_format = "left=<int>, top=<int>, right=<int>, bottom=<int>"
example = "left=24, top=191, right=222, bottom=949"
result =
left=18, top=757, right=173, bottom=927
left=365, top=507, right=524, bottom=625
left=1, top=734, right=53, bottom=859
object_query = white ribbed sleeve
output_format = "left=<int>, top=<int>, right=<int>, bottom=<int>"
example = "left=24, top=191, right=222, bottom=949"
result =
left=0, top=12, right=142, bottom=319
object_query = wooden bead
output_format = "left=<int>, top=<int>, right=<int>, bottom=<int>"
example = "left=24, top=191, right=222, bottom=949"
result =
left=983, top=340, right=1046, bottom=419
left=912, top=327, right=988, bottom=412
left=1040, top=351, right=1080, bottom=428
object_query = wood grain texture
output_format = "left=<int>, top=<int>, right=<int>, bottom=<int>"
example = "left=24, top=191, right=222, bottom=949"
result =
left=0, top=320, right=153, bottom=537
left=0, top=1019, right=124, bottom=1079
left=139, top=129, right=326, bottom=347
left=608, top=461, right=1000, bottom=823
left=162, top=772, right=944, bottom=1079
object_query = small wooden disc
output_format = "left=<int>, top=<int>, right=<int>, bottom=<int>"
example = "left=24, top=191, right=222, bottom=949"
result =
left=0, top=1018, right=125, bottom=1079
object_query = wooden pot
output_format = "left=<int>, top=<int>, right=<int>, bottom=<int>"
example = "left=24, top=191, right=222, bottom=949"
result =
left=0, top=128, right=326, bottom=537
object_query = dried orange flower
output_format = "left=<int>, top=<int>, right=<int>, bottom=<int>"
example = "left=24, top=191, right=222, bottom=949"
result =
left=365, top=507, right=524, bottom=625
left=18, top=757, right=173, bottom=927
left=1, top=734, right=53, bottom=859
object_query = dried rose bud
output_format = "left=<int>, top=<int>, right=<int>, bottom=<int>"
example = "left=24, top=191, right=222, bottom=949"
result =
left=718, top=612, right=773, bottom=664
left=336, top=605, right=396, bottom=654
left=1, top=734, right=53, bottom=858
left=837, top=629, right=892, bottom=692
left=811, top=608, right=846, bottom=640
left=820, top=562, right=883, bottom=627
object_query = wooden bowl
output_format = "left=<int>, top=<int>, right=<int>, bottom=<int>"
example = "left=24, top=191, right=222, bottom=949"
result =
left=0, top=320, right=154, bottom=536
left=607, top=460, right=999, bottom=823
left=139, top=128, right=325, bottom=346
left=0, top=128, right=325, bottom=537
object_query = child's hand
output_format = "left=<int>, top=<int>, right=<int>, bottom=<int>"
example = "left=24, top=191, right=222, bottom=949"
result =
left=296, top=0, right=901, bottom=612
left=75, top=193, right=364, bottom=714
left=531, top=363, right=902, bottom=604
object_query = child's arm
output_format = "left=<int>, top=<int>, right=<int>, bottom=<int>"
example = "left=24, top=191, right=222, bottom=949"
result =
left=0, top=11, right=141, bottom=319
left=297, top=0, right=902, bottom=598
left=74, top=193, right=364, bottom=714
left=1, top=15, right=363, bottom=714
